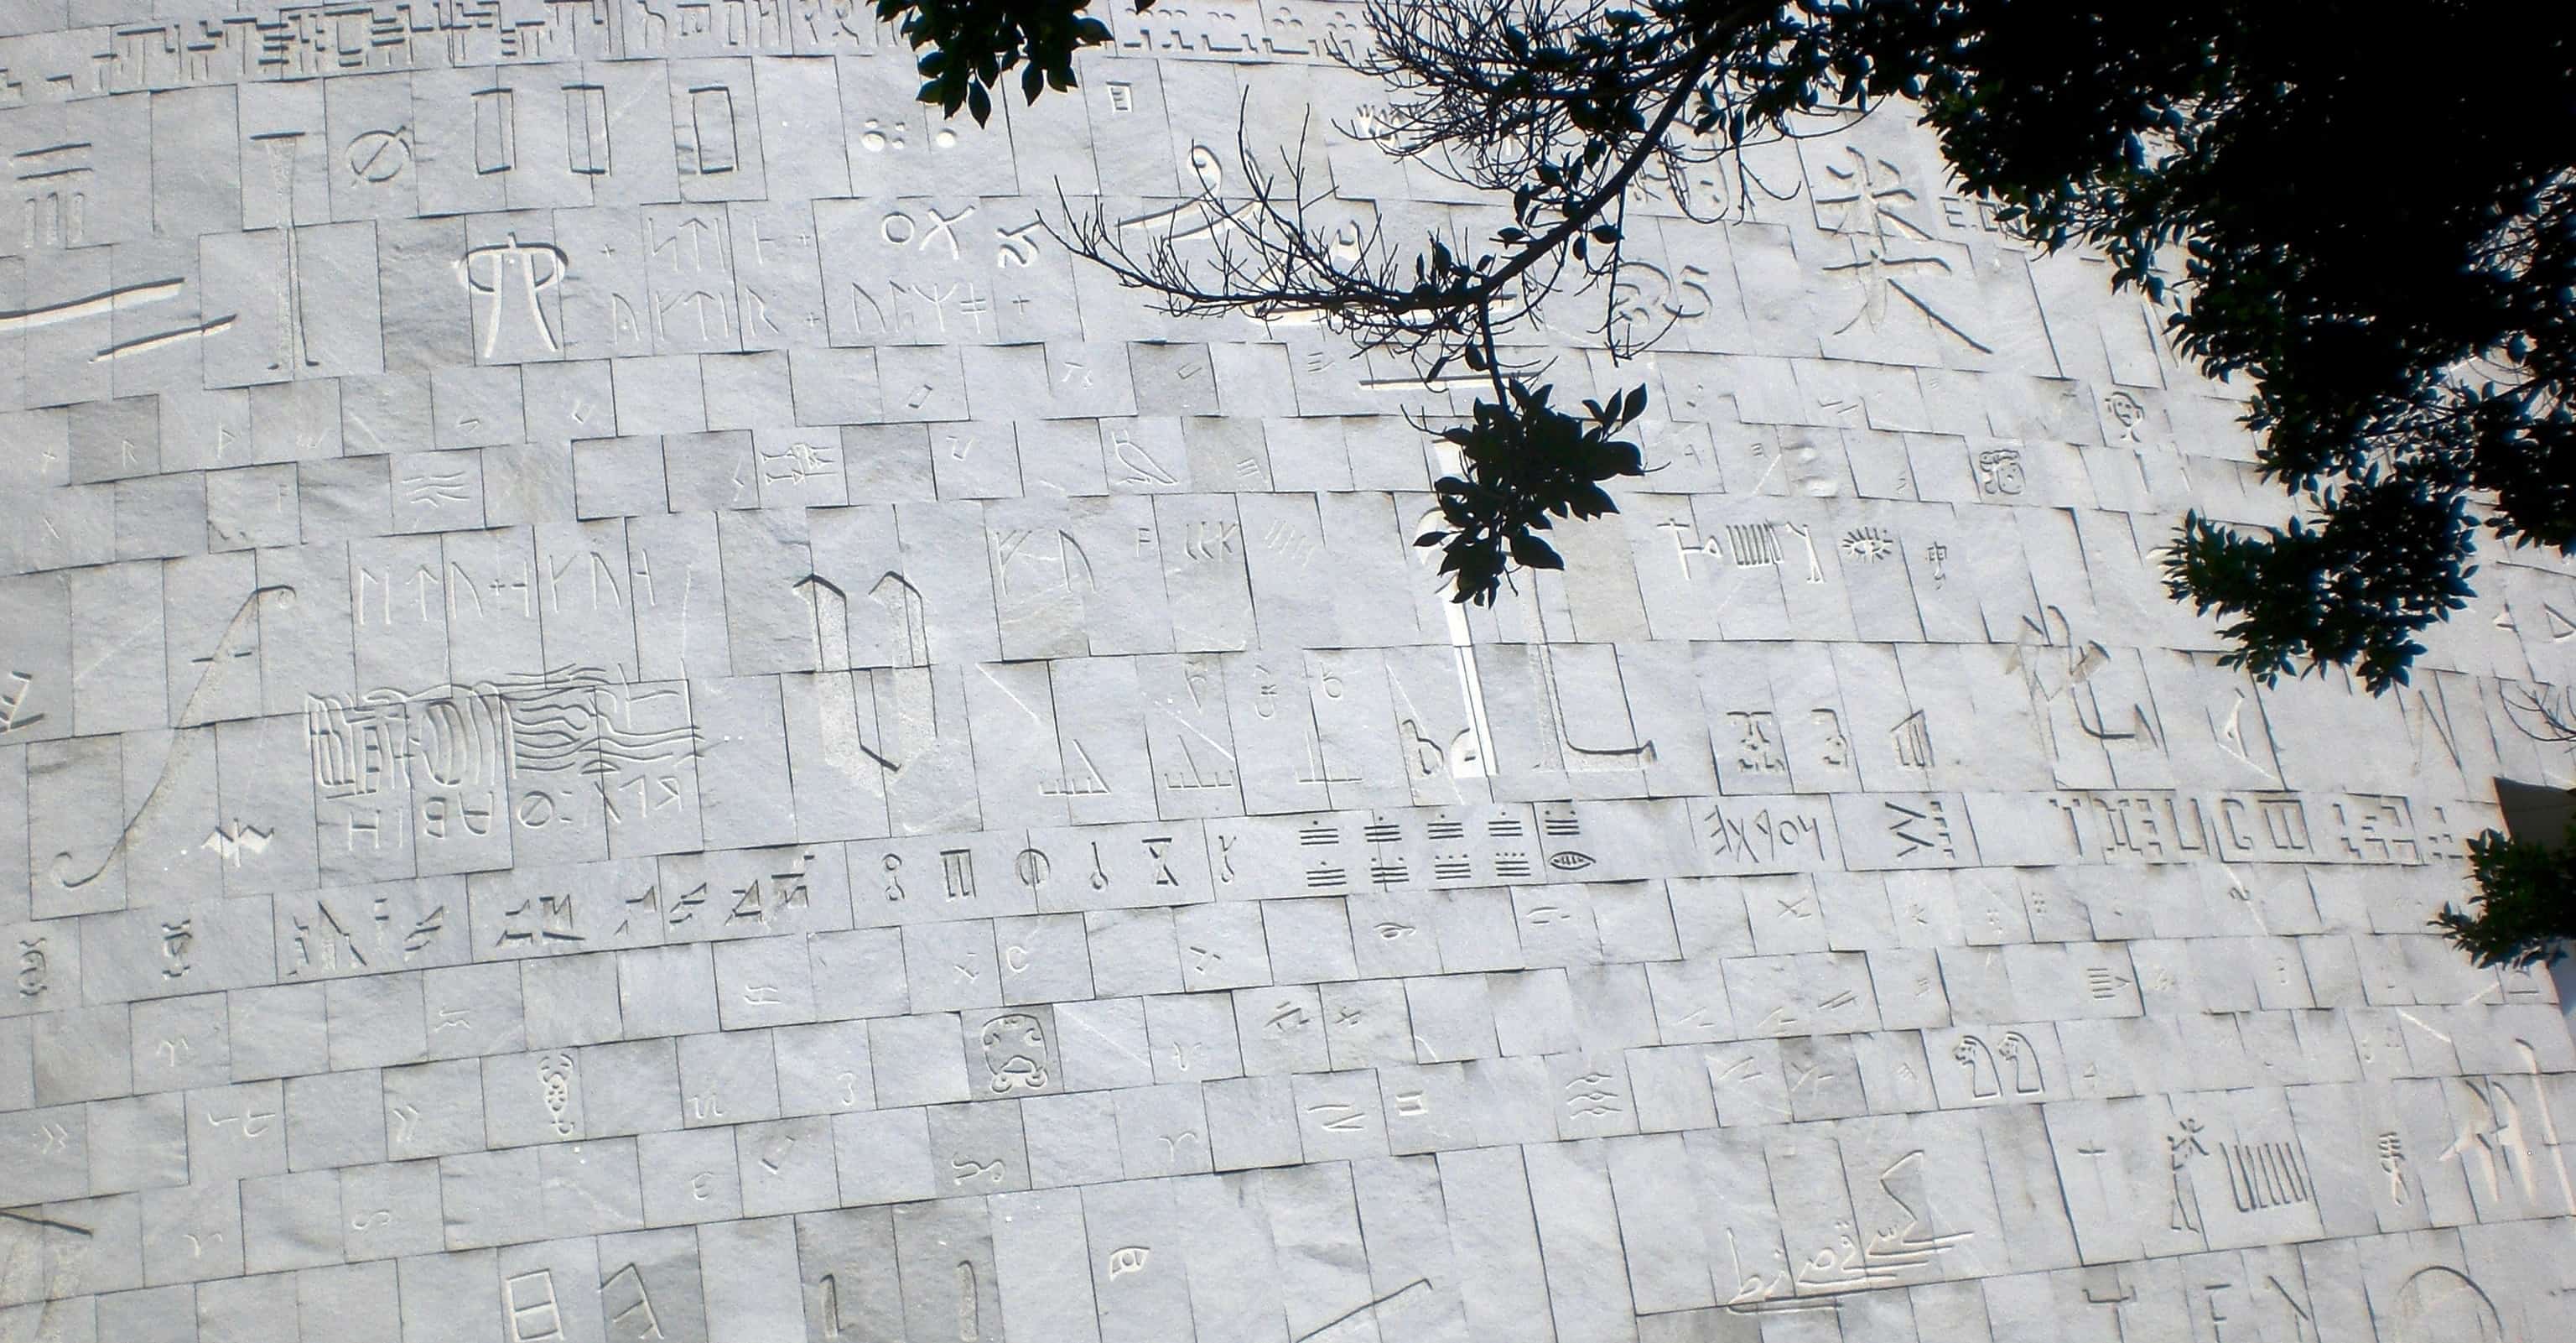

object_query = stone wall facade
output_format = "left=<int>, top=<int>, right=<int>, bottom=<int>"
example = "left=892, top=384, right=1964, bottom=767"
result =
left=1, top=5, right=2572, bottom=1340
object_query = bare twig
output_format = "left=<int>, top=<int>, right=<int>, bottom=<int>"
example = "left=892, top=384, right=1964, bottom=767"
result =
left=1054, top=0, right=1840, bottom=383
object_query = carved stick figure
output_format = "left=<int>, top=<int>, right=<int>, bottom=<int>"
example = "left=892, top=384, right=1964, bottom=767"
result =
left=2168, top=1118, right=2208, bottom=1233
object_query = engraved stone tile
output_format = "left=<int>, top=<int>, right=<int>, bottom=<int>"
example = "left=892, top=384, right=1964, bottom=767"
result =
left=891, top=1197, right=1004, bottom=1343
left=902, top=919, right=998, bottom=1014
left=240, top=1168, right=340, bottom=1273
left=1020, top=1090, right=1124, bottom=1190
left=991, top=912, right=1093, bottom=1007
left=1078, top=1177, right=1187, bottom=1343
left=797, top=1206, right=904, bottom=1343
left=283, top=1067, right=384, bottom=1170
left=34, top=1002, right=130, bottom=1106
left=677, top=1030, right=781, bottom=1131
left=96, top=1281, right=193, bottom=1343
left=577, top=1038, right=682, bottom=1139
left=591, top=1225, right=705, bottom=1343
left=808, top=925, right=909, bottom=1022
left=1114, top=1080, right=1213, bottom=1178
left=1077, top=907, right=1179, bottom=1000
left=396, top=1249, right=502, bottom=1343
left=1172, top=902, right=1270, bottom=992
left=637, top=1127, right=743, bottom=1227
left=340, top=1160, right=443, bottom=1262
left=1318, top=974, right=1421, bottom=1067
left=382, top=1059, right=485, bottom=1163
left=989, top=1187, right=1102, bottom=1343
left=87, top=1091, right=186, bottom=1195
left=0, top=1018, right=30, bottom=1113
left=522, top=953, right=628, bottom=1050
left=865, top=1012, right=971, bottom=1110
left=926, top=1100, right=1027, bottom=1197
left=138, top=1179, right=243, bottom=1287
left=831, top=1106, right=935, bottom=1207
left=773, top=1019, right=874, bottom=1119
left=711, top=934, right=818, bottom=1028
left=1236, top=985, right=1330, bottom=1076
left=1141, top=992, right=1241, bottom=1083
left=1258, top=1161, right=1384, bottom=1342
left=1052, top=996, right=1156, bottom=1092
left=732, top=1115, right=838, bottom=1219
left=293, top=1261, right=398, bottom=1343
left=196, top=1272, right=299, bottom=1343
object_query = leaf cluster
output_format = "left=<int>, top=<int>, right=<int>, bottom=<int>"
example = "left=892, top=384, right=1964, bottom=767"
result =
left=2161, top=466, right=2480, bottom=692
left=880, top=0, right=1153, bottom=124
left=1806, top=3, right=2576, bottom=690
left=2433, top=824, right=2576, bottom=970
left=1415, top=379, right=1649, bottom=604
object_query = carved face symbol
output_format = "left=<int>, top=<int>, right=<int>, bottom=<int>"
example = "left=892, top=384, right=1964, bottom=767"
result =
left=2106, top=391, right=2143, bottom=426
left=1974, top=449, right=2026, bottom=495
left=979, top=1014, right=1051, bottom=1094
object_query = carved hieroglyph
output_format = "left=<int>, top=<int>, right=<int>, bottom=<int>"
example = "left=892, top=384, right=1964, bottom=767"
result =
left=0, top=3, right=2571, bottom=1340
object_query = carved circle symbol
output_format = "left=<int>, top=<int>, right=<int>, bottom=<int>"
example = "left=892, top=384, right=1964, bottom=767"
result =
left=346, top=128, right=412, bottom=183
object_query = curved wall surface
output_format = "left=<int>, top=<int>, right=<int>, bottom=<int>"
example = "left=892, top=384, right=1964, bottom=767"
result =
left=0, top=4, right=2573, bottom=1340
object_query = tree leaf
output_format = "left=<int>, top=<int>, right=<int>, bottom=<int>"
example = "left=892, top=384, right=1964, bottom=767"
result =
left=1509, top=534, right=1564, bottom=569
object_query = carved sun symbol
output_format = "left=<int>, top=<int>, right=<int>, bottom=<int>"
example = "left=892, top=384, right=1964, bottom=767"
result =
left=1839, top=527, right=1898, bottom=562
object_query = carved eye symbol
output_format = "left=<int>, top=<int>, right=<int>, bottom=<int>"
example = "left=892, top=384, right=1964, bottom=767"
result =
left=1546, top=851, right=1597, bottom=872
left=1374, top=922, right=1415, bottom=939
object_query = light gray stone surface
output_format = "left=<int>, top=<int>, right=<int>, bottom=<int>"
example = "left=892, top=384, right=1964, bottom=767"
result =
left=0, top=3, right=2573, bottom=1340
